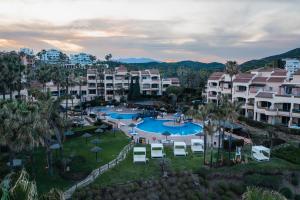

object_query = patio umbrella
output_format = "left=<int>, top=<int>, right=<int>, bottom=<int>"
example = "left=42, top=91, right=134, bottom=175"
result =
left=95, top=128, right=104, bottom=139
left=64, top=130, right=74, bottom=136
left=50, top=143, right=60, bottom=150
left=91, top=138, right=101, bottom=145
left=162, top=131, right=171, bottom=140
left=99, top=124, right=108, bottom=130
left=95, top=128, right=104, bottom=133
left=90, top=146, right=102, bottom=162
left=128, top=123, right=136, bottom=133
left=50, top=143, right=61, bottom=158
left=82, top=132, right=92, bottom=144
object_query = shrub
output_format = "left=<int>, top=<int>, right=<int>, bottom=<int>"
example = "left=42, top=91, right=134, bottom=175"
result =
left=228, top=182, right=245, bottom=195
left=291, top=173, right=299, bottom=186
left=273, top=146, right=300, bottom=165
left=244, top=173, right=282, bottom=190
left=294, top=194, right=300, bottom=200
left=279, top=187, right=293, bottom=199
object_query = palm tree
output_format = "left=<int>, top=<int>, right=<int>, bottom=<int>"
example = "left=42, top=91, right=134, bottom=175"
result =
left=195, top=103, right=214, bottom=165
left=0, top=101, right=39, bottom=169
left=224, top=99, right=242, bottom=160
left=51, top=65, right=64, bottom=97
left=205, top=120, right=217, bottom=168
left=213, top=94, right=227, bottom=165
left=0, top=169, right=64, bottom=200
left=242, top=187, right=287, bottom=200
left=35, top=91, right=69, bottom=175
left=35, top=64, right=51, bottom=92
left=225, top=61, right=239, bottom=102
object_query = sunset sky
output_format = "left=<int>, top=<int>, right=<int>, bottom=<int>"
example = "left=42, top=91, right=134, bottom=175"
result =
left=0, top=0, right=300, bottom=63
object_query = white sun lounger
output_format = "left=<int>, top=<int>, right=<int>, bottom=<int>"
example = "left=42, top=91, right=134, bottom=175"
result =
left=174, top=142, right=188, bottom=156
left=151, top=143, right=165, bottom=158
left=191, top=139, right=204, bottom=153
left=133, top=147, right=148, bottom=163
left=252, top=145, right=270, bottom=161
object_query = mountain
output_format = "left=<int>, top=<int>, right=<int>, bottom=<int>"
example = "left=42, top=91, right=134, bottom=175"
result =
left=117, top=57, right=159, bottom=63
left=240, top=48, right=300, bottom=71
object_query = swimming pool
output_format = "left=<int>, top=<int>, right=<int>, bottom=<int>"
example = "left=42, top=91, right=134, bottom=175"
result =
left=109, top=112, right=138, bottom=120
left=136, top=118, right=203, bottom=136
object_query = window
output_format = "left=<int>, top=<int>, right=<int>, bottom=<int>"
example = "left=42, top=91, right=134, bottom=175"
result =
left=89, top=89, right=96, bottom=94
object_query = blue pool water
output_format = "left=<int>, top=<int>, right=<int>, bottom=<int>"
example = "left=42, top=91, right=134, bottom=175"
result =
left=109, top=112, right=138, bottom=119
left=136, top=118, right=202, bottom=136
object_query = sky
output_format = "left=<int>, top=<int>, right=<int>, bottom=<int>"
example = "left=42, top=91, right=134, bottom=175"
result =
left=0, top=0, right=300, bottom=63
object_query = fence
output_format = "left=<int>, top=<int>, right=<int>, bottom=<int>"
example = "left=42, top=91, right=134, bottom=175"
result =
left=63, top=143, right=134, bottom=199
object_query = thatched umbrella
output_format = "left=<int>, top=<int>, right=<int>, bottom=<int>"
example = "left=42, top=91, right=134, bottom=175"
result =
left=95, top=128, right=104, bottom=139
left=90, top=146, right=102, bottom=162
left=128, top=123, right=136, bottom=133
left=91, top=138, right=101, bottom=145
left=99, top=124, right=108, bottom=130
left=50, top=143, right=61, bottom=158
left=82, top=132, right=92, bottom=144
left=162, top=131, right=171, bottom=140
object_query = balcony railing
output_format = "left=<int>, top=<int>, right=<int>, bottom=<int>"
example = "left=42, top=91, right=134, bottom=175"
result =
left=292, top=109, right=300, bottom=113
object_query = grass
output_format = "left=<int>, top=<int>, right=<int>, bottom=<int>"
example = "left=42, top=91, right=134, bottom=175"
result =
left=92, top=144, right=300, bottom=188
left=29, top=130, right=130, bottom=194
left=93, top=145, right=205, bottom=186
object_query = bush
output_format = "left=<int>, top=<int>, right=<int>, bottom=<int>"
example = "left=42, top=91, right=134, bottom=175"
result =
left=244, top=173, right=282, bottom=190
left=228, top=182, right=245, bottom=195
left=291, top=173, right=299, bottom=186
left=279, top=187, right=293, bottom=199
left=273, top=146, right=300, bottom=165
left=294, top=194, right=300, bottom=200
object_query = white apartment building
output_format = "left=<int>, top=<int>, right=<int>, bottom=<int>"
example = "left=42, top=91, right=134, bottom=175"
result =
left=283, top=58, right=300, bottom=79
left=46, top=66, right=180, bottom=102
left=19, top=48, right=34, bottom=56
left=40, top=49, right=64, bottom=63
left=206, top=68, right=300, bottom=128
left=70, top=53, right=94, bottom=66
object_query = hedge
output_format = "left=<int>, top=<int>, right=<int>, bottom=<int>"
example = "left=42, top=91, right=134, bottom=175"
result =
left=279, top=187, right=293, bottom=199
left=238, top=116, right=300, bottom=136
left=272, top=146, right=300, bottom=165
left=244, top=173, right=282, bottom=190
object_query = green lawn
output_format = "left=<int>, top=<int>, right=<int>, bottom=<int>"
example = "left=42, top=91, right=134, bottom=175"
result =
left=29, top=130, right=130, bottom=194
left=92, top=145, right=300, bottom=188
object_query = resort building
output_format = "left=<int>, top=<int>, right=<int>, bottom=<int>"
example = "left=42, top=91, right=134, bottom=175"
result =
left=46, top=66, right=180, bottom=102
left=70, top=53, right=95, bottom=66
left=19, top=48, right=34, bottom=56
left=206, top=67, right=300, bottom=128
left=39, top=49, right=66, bottom=64
left=283, top=58, right=300, bottom=79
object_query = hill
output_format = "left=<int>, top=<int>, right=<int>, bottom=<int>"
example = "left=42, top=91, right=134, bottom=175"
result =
left=240, top=48, right=300, bottom=71
left=117, top=57, right=159, bottom=63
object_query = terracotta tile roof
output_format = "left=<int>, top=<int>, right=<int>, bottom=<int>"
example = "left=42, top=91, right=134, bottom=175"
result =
left=267, top=77, right=286, bottom=83
left=141, top=70, right=150, bottom=75
left=208, top=72, right=224, bottom=80
left=271, top=69, right=287, bottom=76
left=252, top=77, right=268, bottom=83
left=233, top=73, right=254, bottom=83
left=234, top=78, right=252, bottom=83
left=149, top=69, right=159, bottom=75
left=256, top=92, right=273, bottom=98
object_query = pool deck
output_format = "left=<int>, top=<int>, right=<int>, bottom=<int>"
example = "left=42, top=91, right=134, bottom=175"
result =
left=103, top=118, right=204, bottom=146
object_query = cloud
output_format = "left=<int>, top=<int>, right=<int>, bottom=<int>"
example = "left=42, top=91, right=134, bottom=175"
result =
left=0, top=0, right=300, bottom=62
left=41, top=39, right=84, bottom=52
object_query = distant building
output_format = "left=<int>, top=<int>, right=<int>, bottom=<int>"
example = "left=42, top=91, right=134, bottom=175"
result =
left=70, top=52, right=95, bottom=66
left=39, top=49, right=66, bottom=64
left=19, top=48, right=34, bottom=56
left=283, top=58, right=300, bottom=79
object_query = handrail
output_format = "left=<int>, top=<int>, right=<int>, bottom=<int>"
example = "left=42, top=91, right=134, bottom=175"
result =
left=63, top=143, right=134, bottom=199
